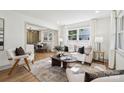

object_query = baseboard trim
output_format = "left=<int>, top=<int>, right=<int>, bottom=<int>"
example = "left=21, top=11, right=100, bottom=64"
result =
left=0, top=64, right=11, bottom=71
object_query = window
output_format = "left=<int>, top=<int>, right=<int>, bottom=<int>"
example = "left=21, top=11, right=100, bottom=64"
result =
left=49, top=33, right=53, bottom=41
left=117, top=14, right=124, bottom=51
left=43, top=32, right=53, bottom=41
left=44, top=32, right=48, bottom=41
left=118, top=33, right=124, bottom=50
left=68, top=30, right=77, bottom=40
left=68, top=27, right=90, bottom=41
left=79, top=28, right=90, bottom=40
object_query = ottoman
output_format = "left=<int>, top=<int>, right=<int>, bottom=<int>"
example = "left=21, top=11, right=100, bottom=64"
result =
left=66, top=67, right=85, bottom=82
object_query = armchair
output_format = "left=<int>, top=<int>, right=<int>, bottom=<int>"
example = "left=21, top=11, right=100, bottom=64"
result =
left=6, top=46, right=34, bottom=75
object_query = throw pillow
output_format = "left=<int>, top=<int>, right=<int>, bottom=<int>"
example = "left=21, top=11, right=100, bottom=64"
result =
left=78, top=46, right=84, bottom=54
left=15, top=47, right=25, bottom=56
left=64, top=46, right=68, bottom=52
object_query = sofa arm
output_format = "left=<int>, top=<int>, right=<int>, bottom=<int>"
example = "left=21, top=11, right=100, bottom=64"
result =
left=85, top=70, right=124, bottom=82
left=91, top=75, right=124, bottom=82
left=85, top=51, right=93, bottom=64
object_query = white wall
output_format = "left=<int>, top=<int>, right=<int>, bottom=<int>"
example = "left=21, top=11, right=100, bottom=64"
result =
left=0, top=11, right=58, bottom=68
left=95, top=17, right=110, bottom=59
left=60, top=17, right=110, bottom=60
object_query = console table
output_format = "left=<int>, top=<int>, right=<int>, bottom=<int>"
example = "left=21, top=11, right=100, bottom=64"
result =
left=93, top=51, right=104, bottom=62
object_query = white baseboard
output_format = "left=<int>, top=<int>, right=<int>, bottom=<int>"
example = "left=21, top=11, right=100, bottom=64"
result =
left=0, top=64, right=11, bottom=71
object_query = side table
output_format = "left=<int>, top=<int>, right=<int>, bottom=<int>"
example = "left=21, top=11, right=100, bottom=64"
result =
left=93, top=51, right=104, bottom=62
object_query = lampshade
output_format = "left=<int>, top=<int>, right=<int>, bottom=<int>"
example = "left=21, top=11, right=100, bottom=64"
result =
left=95, top=37, right=103, bottom=43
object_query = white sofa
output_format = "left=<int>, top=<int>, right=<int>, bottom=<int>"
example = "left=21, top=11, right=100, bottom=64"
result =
left=91, top=75, right=124, bottom=82
left=70, top=45, right=93, bottom=64
left=66, top=67, right=124, bottom=82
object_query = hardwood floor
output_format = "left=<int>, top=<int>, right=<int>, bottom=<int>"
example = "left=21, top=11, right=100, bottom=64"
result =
left=0, top=66, right=39, bottom=82
left=0, top=52, right=106, bottom=82
left=35, top=52, right=56, bottom=61
left=0, top=52, right=56, bottom=82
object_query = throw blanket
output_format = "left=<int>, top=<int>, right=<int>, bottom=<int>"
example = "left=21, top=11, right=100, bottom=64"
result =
left=85, top=70, right=124, bottom=82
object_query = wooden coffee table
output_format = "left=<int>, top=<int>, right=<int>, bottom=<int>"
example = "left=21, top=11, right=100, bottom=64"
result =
left=51, top=55, right=78, bottom=69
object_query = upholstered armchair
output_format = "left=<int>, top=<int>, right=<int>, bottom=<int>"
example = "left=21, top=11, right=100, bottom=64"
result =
left=6, top=45, right=34, bottom=75
left=84, top=46, right=93, bottom=64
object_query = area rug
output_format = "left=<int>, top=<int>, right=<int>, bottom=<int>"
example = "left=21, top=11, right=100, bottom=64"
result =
left=30, top=58, right=68, bottom=82
left=30, top=58, right=107, bottom=82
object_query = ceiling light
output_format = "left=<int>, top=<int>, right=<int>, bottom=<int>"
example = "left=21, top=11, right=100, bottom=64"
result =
left=95, top=10, right=100, bottom=13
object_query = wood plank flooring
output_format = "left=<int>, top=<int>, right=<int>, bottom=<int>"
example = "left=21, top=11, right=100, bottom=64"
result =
left=0, top=52, right=55, bottom=82
left=0, top=52, right=106, bottom=82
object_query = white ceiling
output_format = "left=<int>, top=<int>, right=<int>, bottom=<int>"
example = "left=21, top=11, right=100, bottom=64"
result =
left=14, top=10, right=111, bottom=26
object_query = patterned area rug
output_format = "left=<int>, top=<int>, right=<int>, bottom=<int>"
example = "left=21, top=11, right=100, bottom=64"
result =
left=30, top=58, right=107, bottom=82
left=30, top=58, right=68, bottom=82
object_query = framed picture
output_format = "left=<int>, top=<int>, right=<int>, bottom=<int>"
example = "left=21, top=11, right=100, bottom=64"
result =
left=0, top=18, right=4, bottom=51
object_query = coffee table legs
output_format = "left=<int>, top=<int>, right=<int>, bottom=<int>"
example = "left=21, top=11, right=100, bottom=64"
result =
left=52, top=58, right=61, bottom=66
left=52, top=59, right=68, bottom=69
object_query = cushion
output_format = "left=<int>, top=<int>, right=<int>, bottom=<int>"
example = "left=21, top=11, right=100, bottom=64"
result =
left=71, top=52, right=85, bottom=62
left=64, top=46, right=68, bottom=52
left=84, top=46, right=92, bottom=55
left=78, top=46, right=84, bottom=54
left=68, top=46, right=74, bottom=52
left=15, top=47, right=25, bottom=56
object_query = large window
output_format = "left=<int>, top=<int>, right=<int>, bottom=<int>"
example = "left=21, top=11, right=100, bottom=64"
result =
left=79, top=28, right=90, bottom=40
left=68, top=30, right=77, bottom=40
left=117, top=13, right=124, bottom=51
left=68, top=27, right=90, bottom=40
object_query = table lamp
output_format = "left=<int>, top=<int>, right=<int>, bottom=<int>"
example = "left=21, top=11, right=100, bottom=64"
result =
left=95, top=36, right=103, bottom=51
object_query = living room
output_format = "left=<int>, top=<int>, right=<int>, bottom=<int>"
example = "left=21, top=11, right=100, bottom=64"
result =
left=0, top=10, right=124, bottom=82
